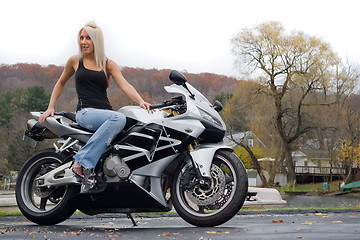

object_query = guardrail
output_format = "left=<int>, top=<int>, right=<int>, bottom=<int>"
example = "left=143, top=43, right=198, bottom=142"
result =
left=295, top=166, right=345, bottom=175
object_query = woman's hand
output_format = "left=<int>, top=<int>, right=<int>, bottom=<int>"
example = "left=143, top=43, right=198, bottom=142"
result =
left=140, top=101, right=153, bottom=113
left=39, top=108, right=55, bottom=123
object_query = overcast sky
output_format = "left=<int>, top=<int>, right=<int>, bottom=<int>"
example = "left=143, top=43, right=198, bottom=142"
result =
left=1, top=0, right=359, bottom=77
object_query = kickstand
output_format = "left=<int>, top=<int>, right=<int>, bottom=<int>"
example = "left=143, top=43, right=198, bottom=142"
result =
left=126, top=213, right=138, bottom=226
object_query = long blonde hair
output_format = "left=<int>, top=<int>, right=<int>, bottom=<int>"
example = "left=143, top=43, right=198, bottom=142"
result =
left=78, top=21, right=107, bottom=74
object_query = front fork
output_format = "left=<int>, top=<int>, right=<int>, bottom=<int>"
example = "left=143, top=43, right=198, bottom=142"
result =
left=187, top=142, right=208, bottom=186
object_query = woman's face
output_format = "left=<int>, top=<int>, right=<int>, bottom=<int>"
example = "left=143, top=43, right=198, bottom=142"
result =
left=79, top=29, right=94, bottom=55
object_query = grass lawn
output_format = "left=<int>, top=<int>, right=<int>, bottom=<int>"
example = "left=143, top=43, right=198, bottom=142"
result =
left=276, top=180, right=345, bottom=195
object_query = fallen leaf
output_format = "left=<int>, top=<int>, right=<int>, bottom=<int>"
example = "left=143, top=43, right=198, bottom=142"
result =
left=206, top=230, right=230, bottom=234
left=301, top=221, right=313, bottom=225
left=272, top=220, right=284, bottom=223
left=315, top=213, right=326, bottom=216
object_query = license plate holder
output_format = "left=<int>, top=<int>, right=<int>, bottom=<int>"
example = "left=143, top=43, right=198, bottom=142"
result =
left=23, top=131, right=38, bottom=147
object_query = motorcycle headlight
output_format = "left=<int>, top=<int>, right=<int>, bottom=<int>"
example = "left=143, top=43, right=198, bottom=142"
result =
left=197, top=107, right=223, bottom=128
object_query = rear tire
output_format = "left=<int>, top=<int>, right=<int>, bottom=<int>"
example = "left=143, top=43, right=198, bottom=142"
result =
left=171, top=150, right=248, bottom=227
left=15, top=149, right=78, bottom=225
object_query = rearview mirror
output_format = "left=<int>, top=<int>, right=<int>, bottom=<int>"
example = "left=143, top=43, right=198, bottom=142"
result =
left=169, top=70, right=195, bottom=99
left=169, top=70, right=187, bottom=85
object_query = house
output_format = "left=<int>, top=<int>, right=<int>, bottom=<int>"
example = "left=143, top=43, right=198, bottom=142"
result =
left=224, top=131, right=286, bottom=186
left=294, top=139, right=345, bottom=183
left=247, top=169, right=287, bottom=187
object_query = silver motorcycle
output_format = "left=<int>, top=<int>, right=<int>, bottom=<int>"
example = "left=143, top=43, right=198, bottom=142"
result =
left=16, top=70, right=248, bottom=227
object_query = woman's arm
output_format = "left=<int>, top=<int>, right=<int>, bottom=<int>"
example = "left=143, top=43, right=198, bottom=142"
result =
left=107, top=60, right=152, bottom=112
left=39, top=55, right=77, bottom=122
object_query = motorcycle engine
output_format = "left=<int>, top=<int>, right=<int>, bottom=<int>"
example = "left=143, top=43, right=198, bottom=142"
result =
left=103, top=154, right=131, bottom=182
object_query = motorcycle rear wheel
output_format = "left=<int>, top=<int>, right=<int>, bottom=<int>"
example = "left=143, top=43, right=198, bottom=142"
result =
left=15, top=148, right=78, bottom=225
left=171, top=150, right=248, bottom=227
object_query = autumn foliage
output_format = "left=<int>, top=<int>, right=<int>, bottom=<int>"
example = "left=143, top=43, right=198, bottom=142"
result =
left=0, top=63, right=238, bottom=109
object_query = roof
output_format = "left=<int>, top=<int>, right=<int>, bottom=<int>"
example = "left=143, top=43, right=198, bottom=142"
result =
left=223, top=131, right=266, bottom=147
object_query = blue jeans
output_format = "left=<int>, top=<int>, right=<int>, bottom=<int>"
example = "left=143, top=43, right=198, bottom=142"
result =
left=73, top=108, right=126, bottom=170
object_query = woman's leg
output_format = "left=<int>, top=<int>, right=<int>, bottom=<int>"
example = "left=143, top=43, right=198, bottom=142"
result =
left=73, top=108, right=126, bottom=170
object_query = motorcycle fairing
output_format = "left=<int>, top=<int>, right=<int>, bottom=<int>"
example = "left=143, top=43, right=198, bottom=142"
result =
left=69, top=180, right=172, bottom=215
left=111, top=118, right=200, bottom=170
left=189, top=144, right=234, bottom=178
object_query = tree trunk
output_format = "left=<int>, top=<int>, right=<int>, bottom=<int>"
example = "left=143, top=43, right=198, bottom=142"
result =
left=268, top=152, right=285, bottom=187
left=284, top=143, right=296, bottom=184
left=273, top=92, right=297, bottom=185
left=344, top=165, right=353, bottom=184
left=240, top=143, right=269, bottom=187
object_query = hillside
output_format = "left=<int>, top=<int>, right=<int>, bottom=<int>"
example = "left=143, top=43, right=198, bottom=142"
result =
left=0, top=63, right=239, bottom=111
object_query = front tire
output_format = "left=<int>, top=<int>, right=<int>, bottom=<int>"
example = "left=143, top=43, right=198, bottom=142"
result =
left=171, top=150, right=248, bottom=227
left=15, top=149, right=78, bottom=225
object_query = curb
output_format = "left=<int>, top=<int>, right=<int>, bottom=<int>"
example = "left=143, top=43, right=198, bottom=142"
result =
left=0, top=191, right=19, bottom=213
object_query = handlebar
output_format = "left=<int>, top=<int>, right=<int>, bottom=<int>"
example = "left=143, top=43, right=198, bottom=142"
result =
left=150, top=96, right=185, bottom=110
left=150, top=103, right=167, bottom=110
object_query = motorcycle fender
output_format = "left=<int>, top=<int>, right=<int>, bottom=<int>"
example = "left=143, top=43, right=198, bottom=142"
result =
left=189, top=144, right=233, bottom=178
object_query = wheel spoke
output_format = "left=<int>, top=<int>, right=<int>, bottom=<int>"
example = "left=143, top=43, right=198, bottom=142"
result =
left=199, top=206, right=206, bottom=213
left=226, top=176, right=234, bottom=184
left=39, top=197, right=48, bottom=210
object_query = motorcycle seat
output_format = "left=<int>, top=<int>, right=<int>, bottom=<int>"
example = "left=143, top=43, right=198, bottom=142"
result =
left=53, top=111, right=77, bottom=122
left=69, top=123, right=95, bottom=133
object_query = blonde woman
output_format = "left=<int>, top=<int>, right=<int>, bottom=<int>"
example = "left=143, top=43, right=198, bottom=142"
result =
left=39, top=21, right=151, bottom=191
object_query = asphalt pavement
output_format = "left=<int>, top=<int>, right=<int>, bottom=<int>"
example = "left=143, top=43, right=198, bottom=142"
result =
left=1, top=190, right=360, bottom=239
left=1, top=210, right=360, bottom=239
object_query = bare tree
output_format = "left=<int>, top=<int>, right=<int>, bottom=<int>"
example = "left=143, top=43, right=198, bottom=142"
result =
left=231, top=21, right=357, bottom=184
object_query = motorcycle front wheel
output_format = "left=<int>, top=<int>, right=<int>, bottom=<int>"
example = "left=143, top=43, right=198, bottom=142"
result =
left=15, top=148, right=78, bottom=225
left=171, top=150, right=248, bottom=227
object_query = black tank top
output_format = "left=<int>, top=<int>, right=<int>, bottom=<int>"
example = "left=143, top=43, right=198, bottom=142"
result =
left=75, top=59, right=112, bottom=111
